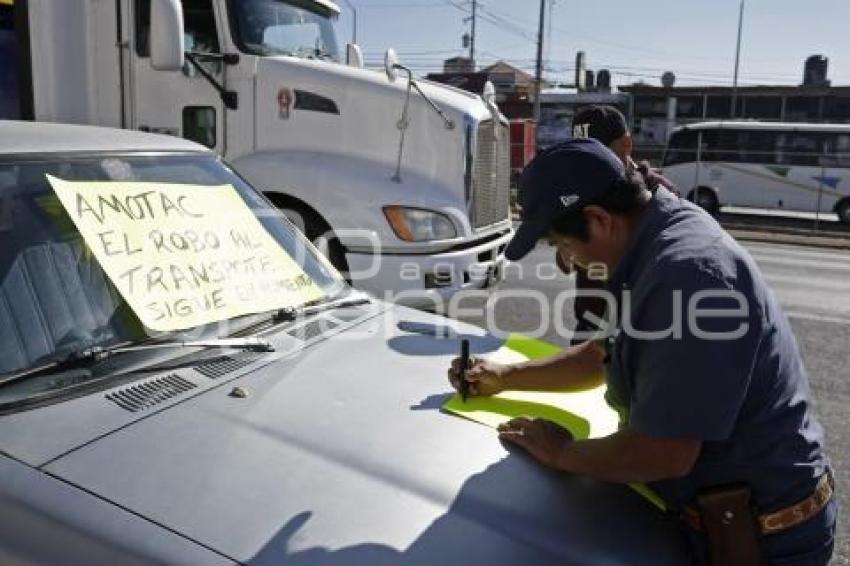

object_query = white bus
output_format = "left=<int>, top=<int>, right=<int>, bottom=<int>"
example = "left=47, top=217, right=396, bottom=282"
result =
left=662, top=121, right=850, bottom=223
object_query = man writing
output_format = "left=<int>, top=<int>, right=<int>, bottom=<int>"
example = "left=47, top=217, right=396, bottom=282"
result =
left=448, top=139, right=835, bottom=564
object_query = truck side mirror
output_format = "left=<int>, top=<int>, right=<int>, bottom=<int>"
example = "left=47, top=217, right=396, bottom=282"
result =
left=150, top=0, right=185, bottom=71
left=347, top=44, right=364, bottom=68
left=481, top=81, right=500, bottom=128
left=384, top=49, right=400, bottom=82
left=482, top=81, right=497, bottom=106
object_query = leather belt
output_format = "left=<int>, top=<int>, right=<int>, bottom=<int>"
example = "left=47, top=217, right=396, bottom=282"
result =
left=683, top=471, right=834, bottom=536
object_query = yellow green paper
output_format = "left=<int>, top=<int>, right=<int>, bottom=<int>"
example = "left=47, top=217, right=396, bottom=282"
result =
left=443, top=333, right=667, bottom=511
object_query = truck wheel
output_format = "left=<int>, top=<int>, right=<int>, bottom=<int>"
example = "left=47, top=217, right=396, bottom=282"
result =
left=836, top=199, right=850, bottom=224
left=280, top=207, right=350, bottom=278
left=688, top=187, right=719, bottom=215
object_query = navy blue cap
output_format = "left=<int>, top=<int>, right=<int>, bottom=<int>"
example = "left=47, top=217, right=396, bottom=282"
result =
left=505, top=138, right=626, bottom=261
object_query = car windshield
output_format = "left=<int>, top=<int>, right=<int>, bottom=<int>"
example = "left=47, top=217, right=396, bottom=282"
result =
left=231, top=0, right=341, bottom=62
left=0, top=153, right=345, bottom=378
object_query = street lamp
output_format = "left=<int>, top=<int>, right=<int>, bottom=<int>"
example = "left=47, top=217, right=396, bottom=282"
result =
left=341, top=0, right=357, bottom=45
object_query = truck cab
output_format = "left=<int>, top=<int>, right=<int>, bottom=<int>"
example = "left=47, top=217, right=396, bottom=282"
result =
left=6, top=0, right=513, bottom=309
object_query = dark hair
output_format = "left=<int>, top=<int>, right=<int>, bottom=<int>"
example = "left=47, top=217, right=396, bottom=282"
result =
left=550, top=171, right=650, bottom=242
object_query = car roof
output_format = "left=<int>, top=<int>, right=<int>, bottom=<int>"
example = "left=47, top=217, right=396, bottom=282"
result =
left=0, top=120, right=212, bottom=156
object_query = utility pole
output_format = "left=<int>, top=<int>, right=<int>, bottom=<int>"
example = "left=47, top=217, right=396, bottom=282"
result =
left=533, top=0, right=546, bottom=122
left=469, top=0, right=478, bottom=65
left=731, top=0, right=745, bottom=118
left=546, top=0, right=556, bottom=77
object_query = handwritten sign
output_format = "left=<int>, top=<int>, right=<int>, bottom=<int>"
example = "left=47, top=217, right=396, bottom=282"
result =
left=47, top=176, right=325, bottom=332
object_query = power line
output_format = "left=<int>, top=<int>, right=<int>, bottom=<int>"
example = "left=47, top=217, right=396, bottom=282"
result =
left=477, top=5, right=537, bottom=41
left=356, top=1, right=446, bottom=6
left=470, top=3, right=784, bottom=67
left=442, top=0, right=539, bottom=42
left=362, top=57, right=805, bottom=87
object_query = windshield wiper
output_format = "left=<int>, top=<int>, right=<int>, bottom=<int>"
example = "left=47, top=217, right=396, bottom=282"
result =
left=0, top=337, right=275, bottom=387
left=75, top=337, right=275, bottom=361
left=272, top=291, right=372, bottom=323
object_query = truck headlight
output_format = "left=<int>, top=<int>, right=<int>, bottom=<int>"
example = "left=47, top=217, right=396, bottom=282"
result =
left=383, top=206, right=457, bottom=242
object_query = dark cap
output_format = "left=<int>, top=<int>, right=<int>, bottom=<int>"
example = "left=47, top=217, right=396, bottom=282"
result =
left=504, top=138, right=626, bottom=261
left=572, top=105, right=629, bottom=147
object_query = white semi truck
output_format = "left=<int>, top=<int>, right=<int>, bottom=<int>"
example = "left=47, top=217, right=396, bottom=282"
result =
left=0, top=0, right=512, bottom=308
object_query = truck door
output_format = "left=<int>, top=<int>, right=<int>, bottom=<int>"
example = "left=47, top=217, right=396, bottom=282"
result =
left=129, top=0, right=225, bottom=151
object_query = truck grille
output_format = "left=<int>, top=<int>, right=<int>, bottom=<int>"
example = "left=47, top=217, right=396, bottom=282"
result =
left=472, top=120, right=511, bottom=229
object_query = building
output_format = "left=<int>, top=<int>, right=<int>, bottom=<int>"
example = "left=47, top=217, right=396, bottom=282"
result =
left=427, top=59, right=548, bottom=120
left=442, top=56, right=475, bottom=74
left=425, top=71, right=490, bottom=98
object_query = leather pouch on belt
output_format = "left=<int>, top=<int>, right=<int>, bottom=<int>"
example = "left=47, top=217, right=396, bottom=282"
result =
left=696, top=485, right=762, bottom=566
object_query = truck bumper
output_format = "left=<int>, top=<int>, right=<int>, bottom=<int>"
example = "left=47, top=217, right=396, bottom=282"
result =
left=345, top=229, right=514, bottom=309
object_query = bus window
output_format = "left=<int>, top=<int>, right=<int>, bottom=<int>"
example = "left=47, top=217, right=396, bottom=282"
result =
left=740, top=130, right=777, bottom=164
left=775, top=132, right=823, bottom=166
left=702, top=130, right=744, bottom=163
left=663, top=130, right=698, bottom=166
left=823, top=133, right=850, bottom=167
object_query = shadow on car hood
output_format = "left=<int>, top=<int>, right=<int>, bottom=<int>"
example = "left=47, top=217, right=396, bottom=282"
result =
left=39, top=306, right=688, bottom=565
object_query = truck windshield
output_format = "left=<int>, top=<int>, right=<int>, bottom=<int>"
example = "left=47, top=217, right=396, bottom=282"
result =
left=0, top=153, right=344, bottom=378
left=231, top=0, right=341, bottom=62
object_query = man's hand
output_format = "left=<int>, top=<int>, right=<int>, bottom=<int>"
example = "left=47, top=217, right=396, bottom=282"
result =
left=497, top=417, right=575, bottom=470
left=447, top=357, right=508, bottom=397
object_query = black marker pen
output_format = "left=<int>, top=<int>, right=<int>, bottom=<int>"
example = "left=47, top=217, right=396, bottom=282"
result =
left=459, top=339, right=470, bottom=402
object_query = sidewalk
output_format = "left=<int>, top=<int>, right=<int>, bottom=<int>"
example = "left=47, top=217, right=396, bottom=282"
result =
left=723, top=222, right=850, bottom=250
left=727, top=229, right=850, bottom=250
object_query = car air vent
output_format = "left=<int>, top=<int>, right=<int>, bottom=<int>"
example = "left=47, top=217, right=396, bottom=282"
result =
left=287, top=318, right=341, bottom=341
left=194, top=353, right=261, bottom=379
left=106, top=374, right=196, bottom=412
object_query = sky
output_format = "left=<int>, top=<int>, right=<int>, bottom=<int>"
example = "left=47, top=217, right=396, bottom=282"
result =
left=334, top=0, right=850, bottom=88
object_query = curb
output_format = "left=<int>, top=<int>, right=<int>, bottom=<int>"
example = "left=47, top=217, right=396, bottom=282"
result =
left=511, top=214, right=850, bottom=250
left=726, top=229, right=850, bottom=250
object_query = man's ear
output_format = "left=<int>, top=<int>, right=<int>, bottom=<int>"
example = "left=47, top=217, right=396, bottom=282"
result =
left=583, top=205, right=613, bottom=238
left=622, top=133, right=634, bottom=158
left=610, top=133, right=634, bottom=162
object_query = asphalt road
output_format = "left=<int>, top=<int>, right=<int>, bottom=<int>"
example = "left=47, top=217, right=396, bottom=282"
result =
left=448, top=239, right=850, bottom=563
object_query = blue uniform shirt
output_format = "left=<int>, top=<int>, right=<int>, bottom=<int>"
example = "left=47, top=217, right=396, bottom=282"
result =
left=603, top=188, right=827, bottom=512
